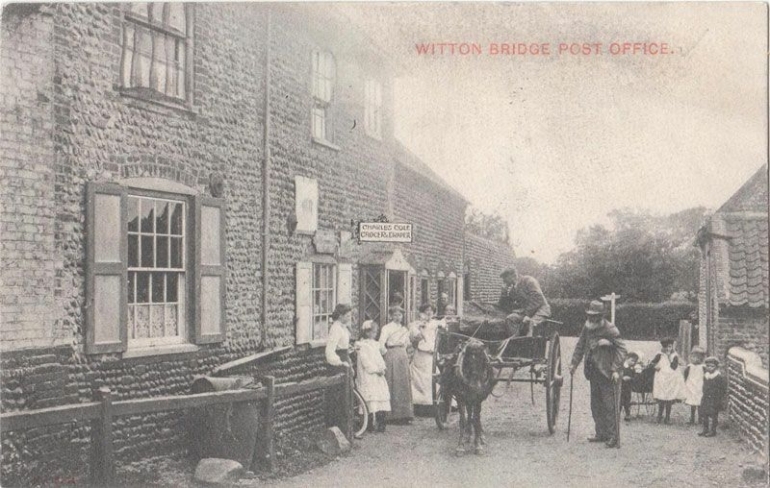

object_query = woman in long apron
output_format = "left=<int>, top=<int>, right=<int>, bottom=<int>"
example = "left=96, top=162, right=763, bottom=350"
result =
left=378, top=306, right=413, bottom=423
left=409, top=303, right=443, bottom=415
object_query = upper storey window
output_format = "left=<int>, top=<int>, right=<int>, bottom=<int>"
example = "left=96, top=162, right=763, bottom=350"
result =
left=311, top=50, right=336, bottom=143
left=121, top=3, right=191, bottom=103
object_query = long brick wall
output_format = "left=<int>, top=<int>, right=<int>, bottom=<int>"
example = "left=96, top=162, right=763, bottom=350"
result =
left=0, top=4, right=474, bottom=484
left=716, top=308, right=769, bottom=369
left=726, top=347, right=769, bottom=470
left=464, top=233, right=517, bottom=304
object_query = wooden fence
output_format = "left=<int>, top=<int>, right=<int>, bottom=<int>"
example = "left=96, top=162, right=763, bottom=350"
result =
left=0, top=371, right=352, bottom=485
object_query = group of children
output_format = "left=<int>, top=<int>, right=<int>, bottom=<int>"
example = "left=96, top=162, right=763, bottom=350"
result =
left=620, top=338, right=727, bottom=437
left=351, top=303, right=452, bottom=435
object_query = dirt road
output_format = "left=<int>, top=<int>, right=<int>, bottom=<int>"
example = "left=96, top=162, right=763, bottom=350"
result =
left=260, top=338, right=763, bottom=488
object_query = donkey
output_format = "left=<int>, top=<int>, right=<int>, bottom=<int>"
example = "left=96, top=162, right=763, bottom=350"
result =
left=442, top=339, right=496, bottom=455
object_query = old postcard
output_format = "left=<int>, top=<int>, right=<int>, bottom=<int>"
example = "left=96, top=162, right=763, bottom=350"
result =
left=0, top=2, right=767, bottom=487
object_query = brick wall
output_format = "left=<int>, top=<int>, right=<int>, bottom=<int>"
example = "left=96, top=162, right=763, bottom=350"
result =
left=0, top=6, right=59, bottom=350
left=0, top=4, right=408, bottom=483
left=716, top=307, right=769, bottom=369
left=464, top=233, right=517, bottom=304
left=726, top=347, right=769, bottom=464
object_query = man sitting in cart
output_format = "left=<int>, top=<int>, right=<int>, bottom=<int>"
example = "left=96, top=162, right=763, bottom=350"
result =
left=497, top=267, right=551, bottom=337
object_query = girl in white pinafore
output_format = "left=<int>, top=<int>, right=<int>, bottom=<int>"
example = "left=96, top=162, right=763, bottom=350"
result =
left=356, top=320, right=390, bottom=433
left=652, top=338, right=686, bottom=423
left=683, top=346, right=706, bottom=425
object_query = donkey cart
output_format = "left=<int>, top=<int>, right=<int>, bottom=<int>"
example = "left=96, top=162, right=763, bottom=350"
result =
left=432, top=316, right=564, bottom=435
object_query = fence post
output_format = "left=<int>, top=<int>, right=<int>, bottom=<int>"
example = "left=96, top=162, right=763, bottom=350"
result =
left=343, top=368, right=352, bottom=441
left=255, top=376, right=275, bottom=471
left=90, top=387, right=114, bottom=485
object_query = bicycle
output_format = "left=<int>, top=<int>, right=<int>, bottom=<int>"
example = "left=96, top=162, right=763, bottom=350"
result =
left=348, top=348, right=369, bottom=439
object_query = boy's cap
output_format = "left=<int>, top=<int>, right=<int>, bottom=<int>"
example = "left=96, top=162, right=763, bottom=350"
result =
left=690, top=346, right=706, bottom=355
left=659, top=338, right=675, bottom=346
left=626, top=352, right=639, bottom=359
left=704, top=356, right=720, bottom=366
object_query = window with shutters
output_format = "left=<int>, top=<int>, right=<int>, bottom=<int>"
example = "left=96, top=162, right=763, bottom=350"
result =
left=296, top=260, right=352, bottom=345
left=127, top=195, right=187, bottom=346
left=120, top=3, right=192, bottom=104
left=85, top=182, right=226, bottom=355
left=311, top=50, right=335, bottom=144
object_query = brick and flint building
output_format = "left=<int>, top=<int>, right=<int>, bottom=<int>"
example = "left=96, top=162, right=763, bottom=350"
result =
left=0, top=3, right=515, bottom=482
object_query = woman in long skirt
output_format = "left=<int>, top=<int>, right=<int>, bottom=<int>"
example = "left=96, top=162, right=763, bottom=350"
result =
left=378, top=306, right=413, bottom=423
left=409, top=303, right=443, bottom=414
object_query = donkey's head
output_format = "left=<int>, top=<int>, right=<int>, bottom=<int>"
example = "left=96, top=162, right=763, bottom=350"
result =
left=457, top=340, right=495, bottom=400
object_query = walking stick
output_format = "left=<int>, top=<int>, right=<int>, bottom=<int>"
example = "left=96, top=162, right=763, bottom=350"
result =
left=613, top=375, right=622, bottom=448
left=567, top=373, right=575, bottom=442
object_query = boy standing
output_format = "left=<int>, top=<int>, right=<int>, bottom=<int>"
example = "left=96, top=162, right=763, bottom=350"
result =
left=699, top=357, right=727, bottom=437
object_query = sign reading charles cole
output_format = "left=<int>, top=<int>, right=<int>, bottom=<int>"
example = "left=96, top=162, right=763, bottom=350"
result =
left=358, top=222, right=413, bottom=243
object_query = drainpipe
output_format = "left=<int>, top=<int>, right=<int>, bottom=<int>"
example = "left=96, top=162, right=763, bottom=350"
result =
left=261, top=9, right=272, bottom=347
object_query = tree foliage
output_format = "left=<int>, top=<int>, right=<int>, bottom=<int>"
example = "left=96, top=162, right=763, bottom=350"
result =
left=465, top=207, right=510, bottom=244
left=534, top=207, right=708, bottom=302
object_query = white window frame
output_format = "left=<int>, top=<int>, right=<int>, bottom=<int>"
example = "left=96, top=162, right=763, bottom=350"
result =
left=120, top=2, right=193, bottom=104
left=364, top=79, right=382, bottom=139
left=311, top=262, right=337, bottom=342
left=311, top=50, right=336, bottom=143
left=126, top=193, right=188, bottom=348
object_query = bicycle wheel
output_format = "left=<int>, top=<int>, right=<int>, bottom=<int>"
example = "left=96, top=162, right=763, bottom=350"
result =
left=352, top=388, right=369, bottom=438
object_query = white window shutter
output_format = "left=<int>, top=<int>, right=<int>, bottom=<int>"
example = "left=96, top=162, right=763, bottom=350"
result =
left=456, top=275, right=464, bottom=316
left=338, top=263, right=352, bottom=307
left=194, top=196, right=226, bottom=344
left=85, top=182, right=127, bottom=354
left=296, top=261, right=313, bottom=344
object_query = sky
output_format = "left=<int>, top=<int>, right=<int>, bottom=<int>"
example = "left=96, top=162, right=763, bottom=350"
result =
left=340, top=2, right=768, bottom=264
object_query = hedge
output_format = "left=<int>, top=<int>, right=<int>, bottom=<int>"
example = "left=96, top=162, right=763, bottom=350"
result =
left=549, top=298, right=696, bottom=341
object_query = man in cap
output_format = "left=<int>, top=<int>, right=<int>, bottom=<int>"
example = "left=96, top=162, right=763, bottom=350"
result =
left=497, top=267, right=551, bottom=337
left=569, top=300, right=627, bottom=447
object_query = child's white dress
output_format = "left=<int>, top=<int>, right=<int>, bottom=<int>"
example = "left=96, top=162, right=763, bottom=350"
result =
left=653, top=352, right=686, bottom=401
left=356, top=338, right=391, bottom=413
left=684, top=363, right=705, bottom=406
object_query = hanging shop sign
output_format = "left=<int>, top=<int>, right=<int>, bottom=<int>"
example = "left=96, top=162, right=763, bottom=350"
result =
left=358, top=222, right=413, bottom=243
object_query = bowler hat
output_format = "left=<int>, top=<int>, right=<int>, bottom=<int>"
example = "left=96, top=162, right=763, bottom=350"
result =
left=704, top=356, right=720, bottom=366
left=585, top=300, right=604, bottom=315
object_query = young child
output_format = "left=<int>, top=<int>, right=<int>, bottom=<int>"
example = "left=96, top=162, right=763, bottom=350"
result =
left=621, top=352, right=639, bottom=420
left=699, top=356, right=727, bottom=437
left=651, top=338, right=686, bottom=424
left=683, top=346, right=706, bottom=425
left=355, top=320, right=390, bottom=433
left=378, top=306, right=414, bottom=423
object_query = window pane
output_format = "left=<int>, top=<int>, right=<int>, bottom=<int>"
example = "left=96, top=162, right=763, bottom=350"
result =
left=135, top=304, right=150, bottom=338
left=141, top=236, right=154, bottom=267
left=170, top=202, right=183, bottom=235
left=128, top=305, right=136, bottom=339
left=140, top=199, right=154, bottom=232
left=130, top=3, right=149, bottom=18
left=155, top=200, right=169, bottom=234
left=128, top=235, right=138, bottom=267
left=128, top=272, right=136, bottom=303
left=137, top=272, right=150, bottom=303
left=151, top=304, right=164, bottom=337
left=156, top=236, right=169, bottom=267
left=176, top=44, right=185, bottom=98
left=151, top=272, right=165, bottom=302
left=128, top=197, right=139, bottom=232
left=170, top=237, right=183, bottom=268
left=167, top=273, right=178, bottom=302
left=150, top=3, right=164, bottom=23
left=153, top=33, right=168, bottom=94
left=165, top=304, right=178, bottom=336
left=168, top=3, right=185, bottom=33
left=122, top=25, right=135, bottom=88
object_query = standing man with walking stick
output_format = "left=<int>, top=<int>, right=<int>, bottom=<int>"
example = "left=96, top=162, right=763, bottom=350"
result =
left=569, top=300, right=627, bottom=448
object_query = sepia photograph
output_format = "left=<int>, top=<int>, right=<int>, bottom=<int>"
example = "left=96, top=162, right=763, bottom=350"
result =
left=0, top=2, right=768, bottom=487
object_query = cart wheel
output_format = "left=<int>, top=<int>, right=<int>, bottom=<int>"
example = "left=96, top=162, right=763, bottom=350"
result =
left=545, top=332, right=563, bottom=434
